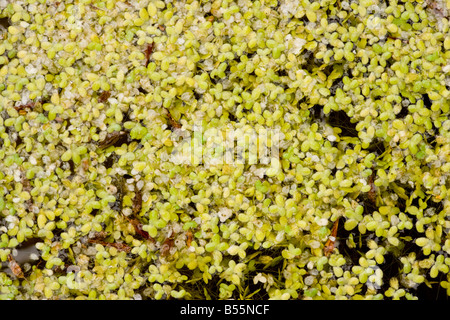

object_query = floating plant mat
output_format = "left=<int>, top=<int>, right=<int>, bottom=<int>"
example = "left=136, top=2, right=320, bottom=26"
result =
left=0, top=0, right=449, bottom=300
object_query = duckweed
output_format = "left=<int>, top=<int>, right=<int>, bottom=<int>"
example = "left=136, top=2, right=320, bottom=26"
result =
left=0, top=0, right=449, bottom=301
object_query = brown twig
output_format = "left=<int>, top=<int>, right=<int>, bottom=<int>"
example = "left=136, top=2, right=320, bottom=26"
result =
left=98, top=90, right=111, bottom=103
left=8, top=254, right=25, bottom=278
left=124, top=215, right=154, bottom=242
left=88, top=231, right=131, bottom=253
left=368, top=172, right=377, bottom=204
left=161, top=234, right=175, bottom=257
left=186, top=231, right=193, bottom=248
left=98, top=131, right=129, bottom=149
left=144, top=43, right=154, bottom=67
left=165, top=108, right=181, bottom=130
left=88, top=238, right=131, bottom=253
left=324, top=219, right=339, bottom=257
left=14, top=102, right=35, bottom=114
left=132, top=189, right=142, bottom=215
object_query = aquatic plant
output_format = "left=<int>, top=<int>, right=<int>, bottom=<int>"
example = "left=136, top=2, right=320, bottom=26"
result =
left=0, top=0, right=449, bottom=300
